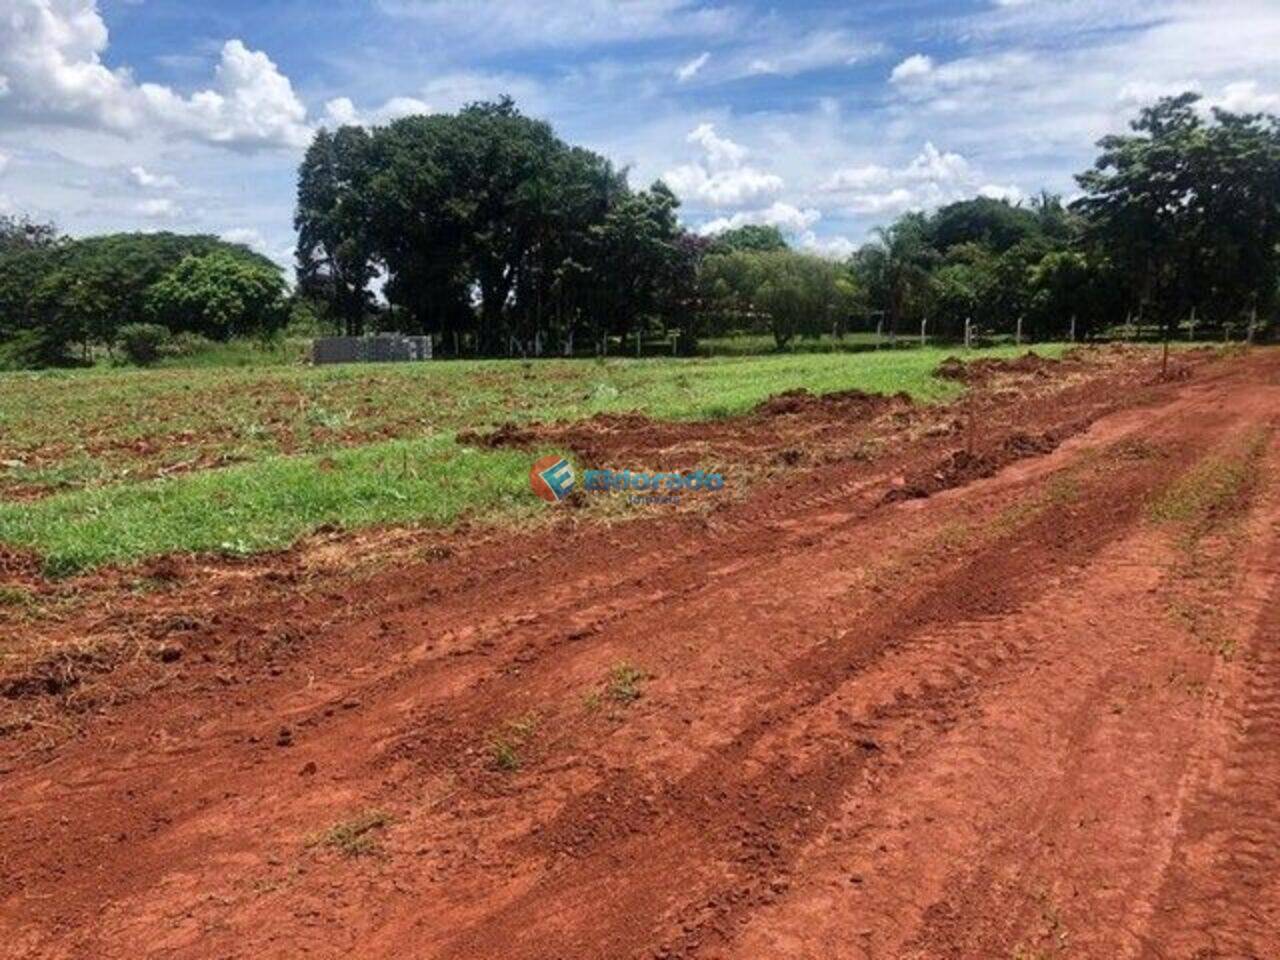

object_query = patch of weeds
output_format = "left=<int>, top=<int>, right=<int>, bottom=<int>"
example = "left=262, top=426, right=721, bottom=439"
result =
left=309, top=809, right=392, bottom=858
left=1164, top=566, right=1237, bottom=659
left=0, top=585, right=35, bottom=608
left=126, top=575, right=175, bottom=596
left=851, top=438, right=884, bottom=462
left=304, top=406, right=353, bottom=431
left=932, top=521, right=974, bottom=549
left=1150, top=431, right=1267, bottom=659
left=605, top=662, right=645, bottom=705
left=1042, top=473, right=1081, bottom=505
left=990, top=472, right=1081, bottom=537
left=488, top=712, right=539, bottom=773
left=1148, top=431, right=1266, bottom=528
left=491, top=739, right=522, bottom=772
left=1106, top=437, right=1163, bottom=462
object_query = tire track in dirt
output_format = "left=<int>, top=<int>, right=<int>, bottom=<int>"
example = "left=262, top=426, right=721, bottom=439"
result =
left=1133, top=425, right=1280, bottom=960
left=429, top=374, right=1263, bottom=960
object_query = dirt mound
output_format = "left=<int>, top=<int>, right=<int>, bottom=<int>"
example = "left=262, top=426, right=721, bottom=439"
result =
left=935, top=350, right=1066, bottom=385
left=457, top=422, right=539, bottom=449
left=752, top=387, right=909, bottom=418
left=456, top=391, right=912, bottom=470
left=0, top=545, right=44, bottom=586
left=884, top=427, right=1075, bottom=502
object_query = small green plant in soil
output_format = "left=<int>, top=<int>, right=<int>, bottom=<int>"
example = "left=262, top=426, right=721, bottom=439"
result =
left=489, top=713, right=539, bottom=772
left=605, top=662, right=645, bottom=705
left=311, top=809, right=392, bottom=857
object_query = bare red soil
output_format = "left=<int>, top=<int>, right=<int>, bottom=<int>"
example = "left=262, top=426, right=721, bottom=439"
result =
left=2, top=347, right=1279, bottom=959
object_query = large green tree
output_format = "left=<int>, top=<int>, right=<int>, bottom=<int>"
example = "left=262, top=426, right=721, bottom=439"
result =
left=700, top=248, right=856, bottom=349
left=295, top=126, right=379, bottom=335
left=299, top=98, right=691, bottom=356
left=1074, top=92, right=1280, bottom=332
left=145, top=252, right=290, bottom=340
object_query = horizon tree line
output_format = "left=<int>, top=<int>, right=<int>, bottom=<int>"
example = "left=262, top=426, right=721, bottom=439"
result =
left=0, top=90, right=1276, bottom=367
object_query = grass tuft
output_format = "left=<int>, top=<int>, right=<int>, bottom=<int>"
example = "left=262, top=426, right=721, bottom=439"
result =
left=489, top=713, right=539, bottom=773
left=605, top=662, right=645, bottom=705
left=310, top=809, right=392, bottom=857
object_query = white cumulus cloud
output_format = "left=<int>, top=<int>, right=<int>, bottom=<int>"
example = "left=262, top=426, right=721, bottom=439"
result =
left=798, top=230, right=856, bottom=260
left=323, top=95, right=431, bottom=127
left=1214, top=79, right=1280, bottom=113
left=0, top=1, right=311, bottom=150
left=662, top=123, right=784, bottom=208
left=978, top=183, right=1025, bottom=203
left=822, top=142, right=985, bottom=217
left=700, top=201, right=821, bottom=236
left=890, top=54, right=934, bottom=83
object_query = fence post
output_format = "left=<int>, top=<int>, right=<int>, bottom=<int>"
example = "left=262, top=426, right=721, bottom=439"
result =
left=964, top=317, right=972, bottom=350
left=1249, top=308, right=1257, bottom=344
left=1016, top=316, right=1023, bottom=347
left=920, top=316, right=927, bottom=348
left=876, top=318, right=883, bottom=350
left=1070, top=314, right=1076, bottom=343
left=1188, top=307, right=1197, bottom=341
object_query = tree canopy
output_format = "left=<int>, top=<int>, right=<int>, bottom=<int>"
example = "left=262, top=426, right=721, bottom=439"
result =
left=1, top=89, right=1277, bottom=368
left=1075, top=92, right=1280, bottom=332
left=296, top=98, right=695, bottom=355
left=0, top=231, right=288, bottom=367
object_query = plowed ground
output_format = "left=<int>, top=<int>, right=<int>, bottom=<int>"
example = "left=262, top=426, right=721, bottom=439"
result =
left=3, top=347, right=1279, bottom=959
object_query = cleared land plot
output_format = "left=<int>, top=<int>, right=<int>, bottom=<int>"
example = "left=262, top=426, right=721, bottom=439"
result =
left=0, top=346, right=1066, bottom=573
left=1, top=345, right=1277, bottom=960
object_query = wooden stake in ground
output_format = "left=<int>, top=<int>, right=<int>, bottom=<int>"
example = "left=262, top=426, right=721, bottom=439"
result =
left=920, top=316, right=927, bottom=348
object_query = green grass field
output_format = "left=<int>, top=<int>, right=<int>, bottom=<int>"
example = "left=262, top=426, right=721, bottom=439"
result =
left=0, top=345, right=1067, bottom=575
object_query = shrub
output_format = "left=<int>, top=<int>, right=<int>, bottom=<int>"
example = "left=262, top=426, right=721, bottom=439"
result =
left=0, top=328, right=79, bottom=370
left=116, top=323, right=171, bottom=366
left=164, top=331, right=214, bottom=358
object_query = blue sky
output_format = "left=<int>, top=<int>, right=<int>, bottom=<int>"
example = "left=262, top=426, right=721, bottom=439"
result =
left=3, top=1, right=1280, bottom=268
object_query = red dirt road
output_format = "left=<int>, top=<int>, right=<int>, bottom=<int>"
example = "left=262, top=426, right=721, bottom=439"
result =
left=3, top=349, right=1279, bottom=959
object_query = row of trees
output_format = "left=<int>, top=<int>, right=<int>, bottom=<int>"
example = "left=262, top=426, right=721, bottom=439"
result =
left=0, top=91, right=1275, bottom=367
left=295, top=93, right=1279, bottom=354
left=0, top=224, right=290, bottom=367
left=846, top=94, right=1280, bottom=345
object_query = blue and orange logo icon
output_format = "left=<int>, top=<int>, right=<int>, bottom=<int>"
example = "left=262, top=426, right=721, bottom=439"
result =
left=530, top=455, right=575, bottom=503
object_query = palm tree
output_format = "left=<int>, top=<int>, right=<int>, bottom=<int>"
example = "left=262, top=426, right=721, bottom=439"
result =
left=851, top=213, right=936, bottom=338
